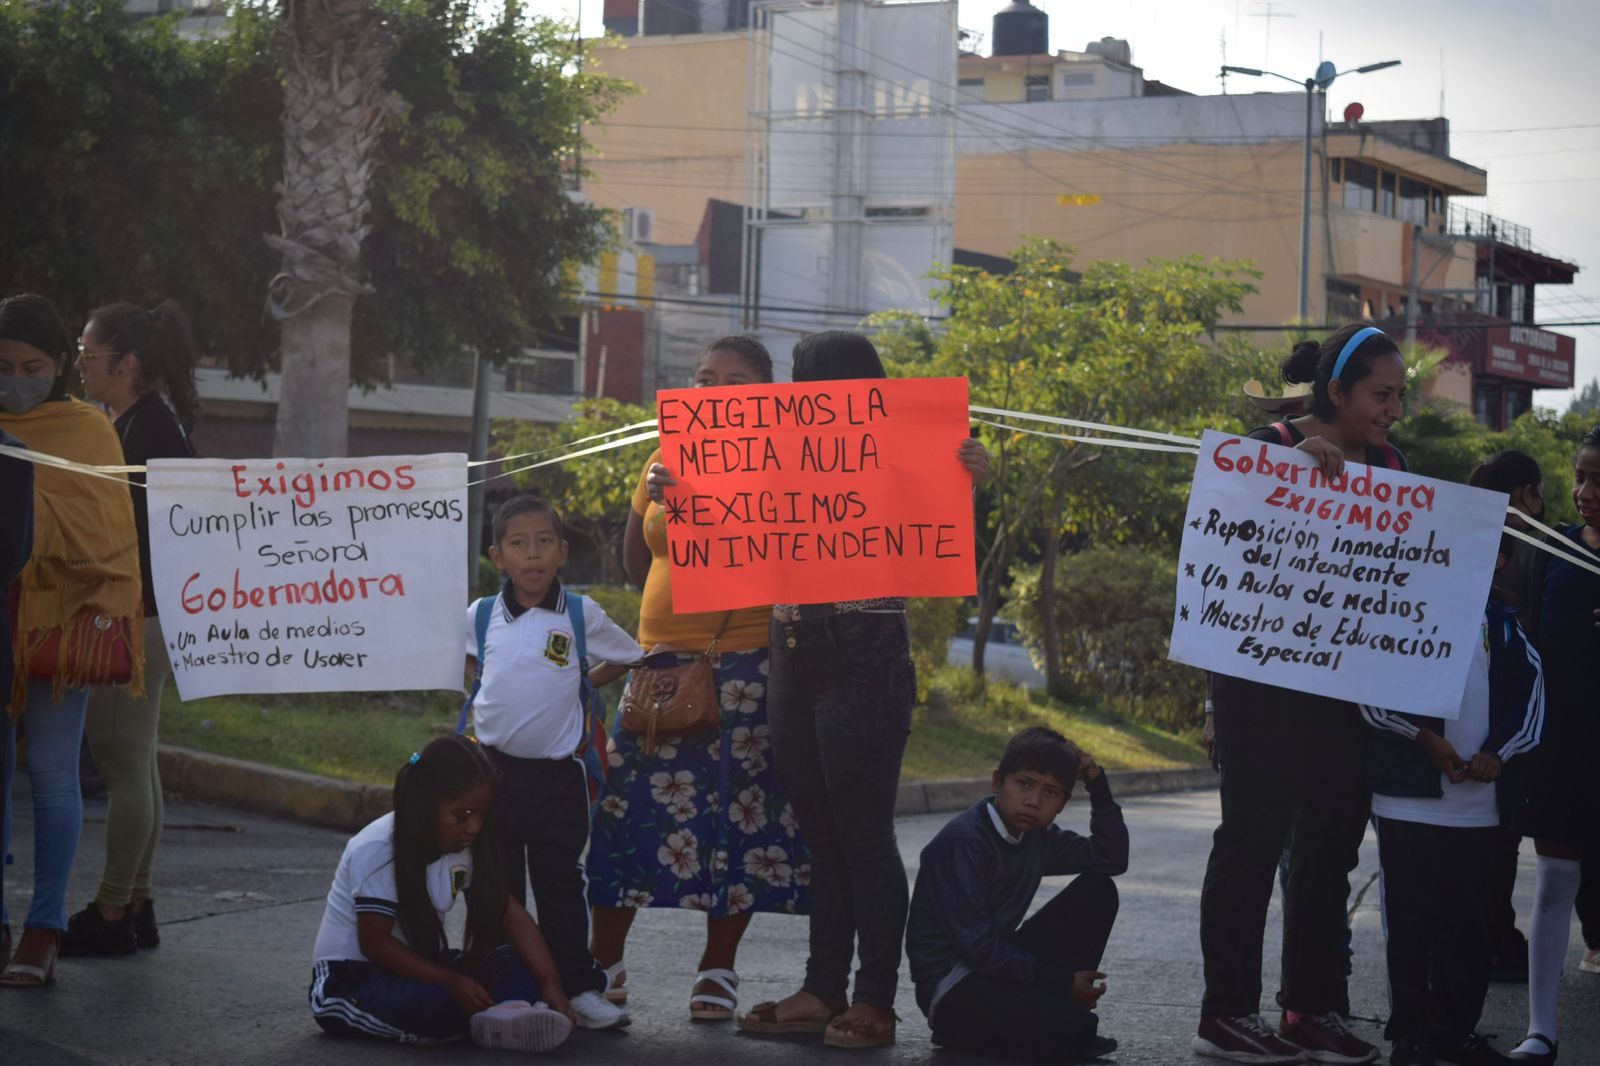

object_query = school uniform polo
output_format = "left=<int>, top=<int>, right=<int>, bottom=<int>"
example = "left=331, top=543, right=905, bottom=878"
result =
left=311, top=812, right=473, bottom=963
left=463, top=578, right=641, bottom=760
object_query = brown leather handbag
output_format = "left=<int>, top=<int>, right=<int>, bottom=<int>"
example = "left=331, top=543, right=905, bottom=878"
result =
left=620, top=613, right=733, bottom=755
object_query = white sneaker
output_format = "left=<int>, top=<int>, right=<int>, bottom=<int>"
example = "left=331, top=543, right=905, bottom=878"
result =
left=469, top=1000, right=574, bottom=1052
left=1581, top=947, right=1600, bottom=974
left=570, top=989, right=632, bottom=1030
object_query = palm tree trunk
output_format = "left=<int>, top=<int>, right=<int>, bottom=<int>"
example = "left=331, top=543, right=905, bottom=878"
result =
left=267, top=0, right=398, bottom=458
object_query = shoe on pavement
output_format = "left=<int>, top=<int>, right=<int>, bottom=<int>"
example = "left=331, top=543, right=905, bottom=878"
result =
left=1435, top=1032, right=1512, bottom=1066
left=1192, top=1015, right=1306, bottom=1063
left=470, top=1000, right=574, bottom=1053
left=1389, top=1034, right=1435, bottom=1066
left=61, top=901, right=137, bottom=957
left=1280, top=1012, right=1380, bottom=1064
left=570, top=990, right=631, bottom=1030
left=1507, top=1034, right=1557, bottom=1064
left=1078, top=1035, right=1119, bottom=1061
left=133, top=901, right=160, bottom=950
left=1579, top=948, right=1600, bottom=975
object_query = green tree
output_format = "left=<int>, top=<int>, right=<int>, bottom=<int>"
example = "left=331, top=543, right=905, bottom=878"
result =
left=875, top=240, right=1264, bottom=696
left=0, top=1, right=279, bottom=357
left=493, top=397, right=655, bottom=585
left=1571, top=377, right=1600, bottom=418
left=2, top=1, right=629, bottom=454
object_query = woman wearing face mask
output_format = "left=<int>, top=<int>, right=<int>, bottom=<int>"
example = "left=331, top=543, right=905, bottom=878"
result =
left=60, top=302, right=198, bottom=959
left=0, top=294, right=143, bottom=989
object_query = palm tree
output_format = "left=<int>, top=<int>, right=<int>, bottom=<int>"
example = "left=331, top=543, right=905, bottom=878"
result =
left=267, top=0, right=399, bottom=457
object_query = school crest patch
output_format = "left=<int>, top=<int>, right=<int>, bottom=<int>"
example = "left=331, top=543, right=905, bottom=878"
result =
left=545, top=630, right=572, bottom=668
left=451, top=864, right=469, bottom=900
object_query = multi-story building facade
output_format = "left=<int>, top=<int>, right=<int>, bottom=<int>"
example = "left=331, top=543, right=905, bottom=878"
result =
left=583, top=0, right=1579, bottom=421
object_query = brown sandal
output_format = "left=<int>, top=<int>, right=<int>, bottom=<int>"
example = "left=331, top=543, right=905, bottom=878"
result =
left=823, top=1008, right=899, bottom=1049
left=736, top=994, right=846, bottom=1034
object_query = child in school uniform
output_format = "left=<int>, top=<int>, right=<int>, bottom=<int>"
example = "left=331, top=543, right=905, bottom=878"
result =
left=1360, top=534, right=1545, bottom=1066
left=905, top=727, right=1129, bottom=1063
left=309, top=736, right=576, bottom=1051
left=465, top=496, right=643, bottom=1030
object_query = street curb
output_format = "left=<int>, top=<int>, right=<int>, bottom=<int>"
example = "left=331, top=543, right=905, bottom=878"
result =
left=159, top=744, right=1215, bottom=831
left=157, top=745, right=393, bottom=832
left=893, top=766, right=1218, bottom=818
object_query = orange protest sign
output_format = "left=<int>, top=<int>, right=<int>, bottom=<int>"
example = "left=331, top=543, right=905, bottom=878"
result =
left=658, top=377, right=977, bottom=613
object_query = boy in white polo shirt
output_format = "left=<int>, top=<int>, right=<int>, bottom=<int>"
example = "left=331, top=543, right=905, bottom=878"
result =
left=465, top=496, right=642, bottom=1031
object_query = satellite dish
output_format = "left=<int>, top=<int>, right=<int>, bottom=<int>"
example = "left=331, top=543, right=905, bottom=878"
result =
left=1314, top=60, right=1337, bottom=88
left=1343, top=101, right=1365, bottom=124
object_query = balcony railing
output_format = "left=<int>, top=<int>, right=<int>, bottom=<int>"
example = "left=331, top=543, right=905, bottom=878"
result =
left=1447, top=202, right=1531, bottom=251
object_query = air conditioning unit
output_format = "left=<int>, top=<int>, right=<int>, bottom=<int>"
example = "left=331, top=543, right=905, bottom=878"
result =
left=623, top=206, right=656, bottom=244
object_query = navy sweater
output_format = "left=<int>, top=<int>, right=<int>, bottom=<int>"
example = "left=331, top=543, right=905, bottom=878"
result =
left=1360, top=597, right=1543, bottom=822
left=906, top=775, right=1129, bottom=1016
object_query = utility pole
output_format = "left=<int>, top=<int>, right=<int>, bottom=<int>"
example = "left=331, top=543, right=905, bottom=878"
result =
left=1222, top=58, right=1401, bottom=323
left=466, top=353, right=492, bottom=591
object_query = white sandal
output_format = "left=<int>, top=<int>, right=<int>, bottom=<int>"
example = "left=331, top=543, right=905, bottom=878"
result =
left=689, top=968, right=739, bottom=1021
left=603, top=960, right=628, bottom=1005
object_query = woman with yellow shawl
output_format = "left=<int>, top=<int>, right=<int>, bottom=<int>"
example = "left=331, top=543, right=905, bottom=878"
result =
left=0, top=294, right=143, bottom=989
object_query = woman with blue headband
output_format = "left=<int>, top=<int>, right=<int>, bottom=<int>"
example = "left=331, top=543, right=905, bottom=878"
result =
left=1193, top=323, right=1407, bottom=1065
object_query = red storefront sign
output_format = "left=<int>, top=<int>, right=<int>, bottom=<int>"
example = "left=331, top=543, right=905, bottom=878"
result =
left=1480, top=324, right=1576, bottom=388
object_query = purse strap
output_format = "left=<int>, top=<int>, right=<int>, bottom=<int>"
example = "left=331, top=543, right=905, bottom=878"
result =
left=703, top=611, right=735, bottom=658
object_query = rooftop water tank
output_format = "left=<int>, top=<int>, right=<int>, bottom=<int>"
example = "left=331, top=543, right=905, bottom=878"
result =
left=1085, top=36, right=1132, bottom=66
left=992, top=0, right=1048, bottom=57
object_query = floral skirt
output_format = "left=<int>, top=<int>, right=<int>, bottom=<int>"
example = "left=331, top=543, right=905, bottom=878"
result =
left=587, top=647, right=811, bottom=917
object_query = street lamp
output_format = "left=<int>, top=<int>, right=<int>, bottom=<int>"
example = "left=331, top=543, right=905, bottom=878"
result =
left=1222, top=59, right=1401, bottom=321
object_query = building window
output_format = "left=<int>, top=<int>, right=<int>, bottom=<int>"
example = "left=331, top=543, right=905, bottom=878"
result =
left=1504, top=386, right=1531, bottom=427
left=958, top=77, right=984, bottom=101
left=1380, top=171, right=1397, bottom=218
left=1431, top=189, right=1444, bottom=218
left=1326, top=280, right=1362, bottom=323
left=865, top=206, right=930, bottom=219
left=1024, top=75, right=1050, bottom=102
left=1398, top=178, right=1429, bottom=225
left=1059, top=71, right=1095, bottom=87
left=1508, top=283, right=1530, bottom=324
left=1330, top=158, right=1343, bottom=184
left=1343, top=161, right=1377, bottom=212
left=1474, top=382, right=1499, bottom=427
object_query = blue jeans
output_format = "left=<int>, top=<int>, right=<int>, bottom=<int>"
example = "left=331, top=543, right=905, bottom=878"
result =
left=2, top=681, right=90, bottom=931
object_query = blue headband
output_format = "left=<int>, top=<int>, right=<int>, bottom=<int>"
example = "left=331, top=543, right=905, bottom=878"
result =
left=1330, top=327, right=1386, bottom=382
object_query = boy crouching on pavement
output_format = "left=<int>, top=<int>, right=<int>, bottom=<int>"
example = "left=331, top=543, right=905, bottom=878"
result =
left=906, top=727, right=1130, bottom=1062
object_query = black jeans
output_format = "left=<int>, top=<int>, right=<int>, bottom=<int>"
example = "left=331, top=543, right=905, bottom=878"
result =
left=1200, top=676, right=1370, bottom=1018
left=1487, top=825, right=1524, bottom=956
left=1578, top=854, right=1600, bottom=951
left=767, top=611, right=914, bottom=1011
left=483, top=746, right=606, bottom=997
left=931, top=874, right=1118, bottom=1062
left=1375, top=818, right=1498, bottom=1043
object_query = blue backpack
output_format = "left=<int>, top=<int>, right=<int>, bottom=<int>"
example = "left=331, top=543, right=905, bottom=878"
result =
left=457, top=593, right=611, bottom=809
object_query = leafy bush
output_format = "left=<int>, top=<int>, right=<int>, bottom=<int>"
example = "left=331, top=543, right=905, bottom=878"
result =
left=575, top=585, right=643, bottom=640
left=1007, top=548, right=1203, bottom=731
left=907, top=596, right=965, bottom=695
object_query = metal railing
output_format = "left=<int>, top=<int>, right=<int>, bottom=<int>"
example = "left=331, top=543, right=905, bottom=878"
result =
left=1446, top=202, right=1531, bottom=250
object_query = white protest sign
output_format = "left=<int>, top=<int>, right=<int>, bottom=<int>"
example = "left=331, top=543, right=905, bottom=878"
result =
left=147, top=454, right=467, bottom=700
left=1168, top=429, right=1507, bottom=718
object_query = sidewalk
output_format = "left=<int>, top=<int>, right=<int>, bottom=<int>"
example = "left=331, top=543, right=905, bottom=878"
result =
left=3, top=786, right=1595, bottom=1064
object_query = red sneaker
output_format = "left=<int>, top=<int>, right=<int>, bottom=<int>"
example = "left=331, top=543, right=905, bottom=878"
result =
left=1279, top=1012, right=1380, bottom=1064
left=1193, top=1015, right=1306, bottom=1063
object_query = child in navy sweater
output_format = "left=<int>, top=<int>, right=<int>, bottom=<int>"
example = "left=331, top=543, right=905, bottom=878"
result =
left=906, top=727, right=1129, bottom=1062
left=1361, top=537, right=1545, bottom=1066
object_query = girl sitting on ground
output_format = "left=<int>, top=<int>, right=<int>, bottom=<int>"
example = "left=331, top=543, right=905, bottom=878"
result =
left=308, top=735, right=576, bottom=1052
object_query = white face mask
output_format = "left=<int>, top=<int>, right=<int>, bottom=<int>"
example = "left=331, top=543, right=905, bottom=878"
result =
left=0, top=376, right=52, bottom=414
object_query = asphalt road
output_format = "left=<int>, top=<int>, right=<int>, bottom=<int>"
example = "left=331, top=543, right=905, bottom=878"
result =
left=3, top=784, right=1595, bottom=1065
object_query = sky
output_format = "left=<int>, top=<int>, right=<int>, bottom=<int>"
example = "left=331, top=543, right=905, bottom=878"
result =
left=529, top=0, right=1600, bottom=410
